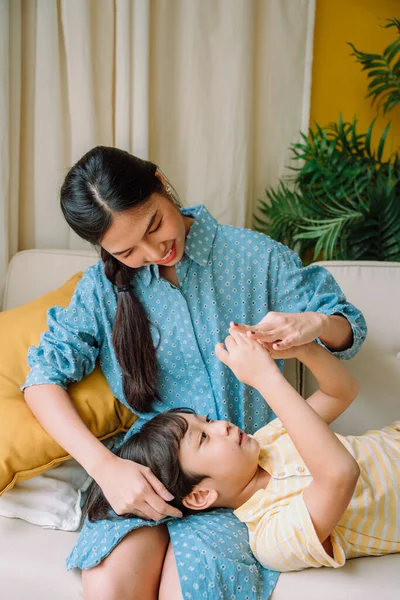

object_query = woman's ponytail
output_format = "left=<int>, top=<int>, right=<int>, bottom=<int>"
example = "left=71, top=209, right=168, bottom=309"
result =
left=101, top=249, right=159, bottom=413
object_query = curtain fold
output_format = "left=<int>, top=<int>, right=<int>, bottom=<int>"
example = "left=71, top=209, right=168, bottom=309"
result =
left=114, top=0, right=150, bottom=158
left=150, top=0, right=255, bottom=227
left=1, top=0, right=22, bottom=302
left=251, top=0, right=316, bottom=227
left=0, top=0, right=315, bottom=302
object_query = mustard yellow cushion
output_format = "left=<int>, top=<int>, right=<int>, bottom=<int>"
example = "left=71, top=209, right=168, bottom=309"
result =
left=0, top=273, right=136, bottom=495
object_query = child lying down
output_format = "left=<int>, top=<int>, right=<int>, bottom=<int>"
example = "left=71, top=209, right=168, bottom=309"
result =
left=84, top=333, right=400, bottom=572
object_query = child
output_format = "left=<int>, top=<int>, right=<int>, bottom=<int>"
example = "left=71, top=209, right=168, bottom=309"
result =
left=84, top=333, right=400, bottom=572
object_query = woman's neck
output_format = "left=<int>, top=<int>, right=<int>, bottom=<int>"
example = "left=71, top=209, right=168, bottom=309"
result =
left=183, top=216, right=194, bottom=235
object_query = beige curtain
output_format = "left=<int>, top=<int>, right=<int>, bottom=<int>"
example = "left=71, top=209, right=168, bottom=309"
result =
left=151, top=0, right=315, bottom=227
left=0, top=0, right=315, bottom=301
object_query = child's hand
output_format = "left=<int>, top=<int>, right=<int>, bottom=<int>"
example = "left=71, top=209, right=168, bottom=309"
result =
left=264, top=345, right=299, bottom=360
left=239, top=337, right=299, bottom=360
left=262, top=341, right=315, bottom=360
left=215, top=331, right=282, bottom=389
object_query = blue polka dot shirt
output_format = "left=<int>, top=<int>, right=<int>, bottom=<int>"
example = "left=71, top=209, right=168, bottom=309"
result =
left=23, top=205, right=367, bottom=433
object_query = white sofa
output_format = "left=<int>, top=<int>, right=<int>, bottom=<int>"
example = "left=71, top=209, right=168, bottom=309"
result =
left=1, top=250, right=399, bottom=600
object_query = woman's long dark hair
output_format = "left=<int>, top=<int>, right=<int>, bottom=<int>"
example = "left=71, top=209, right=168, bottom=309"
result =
left=83, top=409, right=207, bottom=522
left=60, top=146, right=181, bottom=412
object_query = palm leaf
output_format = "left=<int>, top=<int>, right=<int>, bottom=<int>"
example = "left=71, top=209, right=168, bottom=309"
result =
left=348, top=21, right=400, bottom=115
left=255, top=19, right=400, bottom=264
left=376, top=122, right=391, bottom=161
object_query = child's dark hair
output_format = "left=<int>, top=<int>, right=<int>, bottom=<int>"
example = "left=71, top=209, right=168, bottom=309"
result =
left=60, top=146, right=181, bottom=413
left=84, top=409, right=207, bottom=522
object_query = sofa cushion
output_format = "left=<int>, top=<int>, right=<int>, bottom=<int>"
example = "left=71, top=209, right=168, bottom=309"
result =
left=303, top=261, right=400, bottom=435
left=0, top=273, right=136, bottom=495
left=272, top=553, right=400, bottom=599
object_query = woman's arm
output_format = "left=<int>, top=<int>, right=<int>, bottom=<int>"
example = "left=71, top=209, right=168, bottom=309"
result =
left=318, top=314, right=353, bottom=352
left=216, top=335, right=360, bottom=547
left=231, top=241, right=367, bottom=358
left=24, top=384, right=114, bottom=477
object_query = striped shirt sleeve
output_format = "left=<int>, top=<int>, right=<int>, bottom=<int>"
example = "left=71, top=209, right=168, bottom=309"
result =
left=251, top=492, right=346, bottom=572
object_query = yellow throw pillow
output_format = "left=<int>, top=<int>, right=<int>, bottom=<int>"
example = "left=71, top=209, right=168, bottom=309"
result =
left=0, top=273, right=136, bottom=495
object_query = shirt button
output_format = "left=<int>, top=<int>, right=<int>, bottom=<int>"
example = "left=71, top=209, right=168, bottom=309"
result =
left=278, top=471, right=285, bottom=477
left=297, top=466, right=305, bottom=473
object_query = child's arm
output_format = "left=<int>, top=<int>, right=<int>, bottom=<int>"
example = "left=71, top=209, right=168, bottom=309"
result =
left=286, top=342, right=359, bottom=424
left=216, top=334, right=360, bottom=550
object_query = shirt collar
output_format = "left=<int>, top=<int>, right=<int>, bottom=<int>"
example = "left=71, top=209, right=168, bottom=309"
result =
left=137, top=204, right=218, bottom=287
left=136, top=263, right=154, bottom=287
left=182, top=204, right=218, bottom=266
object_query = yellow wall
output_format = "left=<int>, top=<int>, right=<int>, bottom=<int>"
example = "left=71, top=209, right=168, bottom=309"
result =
left=310, top=0, right=400, bottom=157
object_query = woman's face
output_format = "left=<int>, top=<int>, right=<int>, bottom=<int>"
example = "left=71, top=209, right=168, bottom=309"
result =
left=178, top=413, right=261, bottom=506
left=101, top=194, right=192, bottom=269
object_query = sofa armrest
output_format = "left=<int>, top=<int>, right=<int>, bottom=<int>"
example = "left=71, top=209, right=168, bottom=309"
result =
left=3, top=249, right=99, bottom=311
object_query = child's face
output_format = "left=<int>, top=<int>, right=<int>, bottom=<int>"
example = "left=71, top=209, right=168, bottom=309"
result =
left=178, top=413, right=260, bottom=510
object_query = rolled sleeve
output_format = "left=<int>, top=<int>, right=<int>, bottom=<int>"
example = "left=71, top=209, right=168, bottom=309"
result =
left=299, top=263, right=367, bottom=360
left=252, top=494, right=346, bottom=572
left=22, top=269, right=104, bottom=391
left=268, top=245, right=367, bottom=360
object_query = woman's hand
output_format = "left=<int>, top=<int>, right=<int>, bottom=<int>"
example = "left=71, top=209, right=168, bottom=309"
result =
left=230, top=311, right=328, bottom=351
left=215, top=331, right=282, bottom=389
left=94, top=454, right=183, bottom=521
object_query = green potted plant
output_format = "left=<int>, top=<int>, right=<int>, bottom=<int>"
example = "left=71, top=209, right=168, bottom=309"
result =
left=256, top=18, right=400, bottom=263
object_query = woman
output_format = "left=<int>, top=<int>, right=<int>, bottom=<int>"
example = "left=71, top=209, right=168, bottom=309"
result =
left=23, top=146, right=367, bottom=600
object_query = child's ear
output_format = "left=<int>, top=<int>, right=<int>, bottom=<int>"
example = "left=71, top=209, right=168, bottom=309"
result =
left=182, top=487, right=218, bottom=511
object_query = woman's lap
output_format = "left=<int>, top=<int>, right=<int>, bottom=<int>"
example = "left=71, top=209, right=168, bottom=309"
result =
left=82, top=525, right=170, bottom=600
left=67, top=508, right=279, bottom=599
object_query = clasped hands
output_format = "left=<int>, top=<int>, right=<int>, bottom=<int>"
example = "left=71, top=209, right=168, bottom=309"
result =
left=229, top=311, right=327, bottom=358
left=215, top=311, right=326, bottom=388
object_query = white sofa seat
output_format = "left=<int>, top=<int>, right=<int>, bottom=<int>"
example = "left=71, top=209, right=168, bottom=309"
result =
left=1, top=251, right=399, bottom=599
left=0, top=517, right=81, bottom=600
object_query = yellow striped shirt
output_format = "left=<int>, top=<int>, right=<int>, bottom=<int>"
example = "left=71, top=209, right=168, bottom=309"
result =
left=234, top=419, right=400, bottom=571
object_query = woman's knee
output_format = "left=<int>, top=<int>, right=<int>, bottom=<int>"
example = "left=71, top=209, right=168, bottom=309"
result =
left=82, top=524, right=170, bottom=600
left=82, top=569, right=130, bottom=600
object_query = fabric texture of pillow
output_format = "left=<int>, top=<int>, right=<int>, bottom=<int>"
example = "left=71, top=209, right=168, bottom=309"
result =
left=0, top=273, right=136, bottom=495
left=0, top=459, right=92, bottom=531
